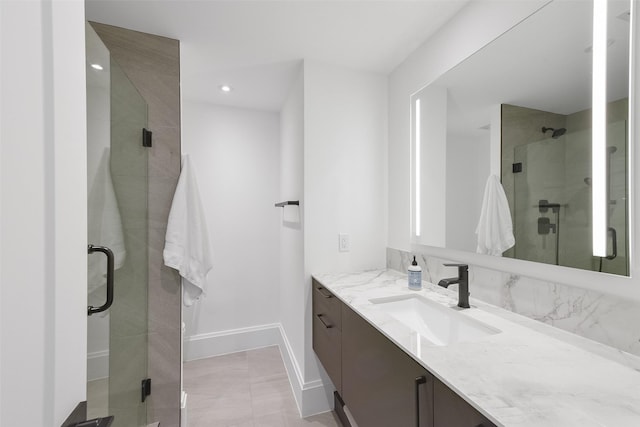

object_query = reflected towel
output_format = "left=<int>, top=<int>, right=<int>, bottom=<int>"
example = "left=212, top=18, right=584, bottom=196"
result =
left=475, top=175, right=515, bottom=256
left=164, top=155, right=213, bottom=306
left=87, top=148, right=126, bottom=295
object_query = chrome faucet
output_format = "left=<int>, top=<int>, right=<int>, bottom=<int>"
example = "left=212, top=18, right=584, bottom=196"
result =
left=437, top=263, right=470, bottom=309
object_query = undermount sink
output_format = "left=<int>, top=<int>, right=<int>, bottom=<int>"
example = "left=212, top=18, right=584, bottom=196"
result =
left=369, top=294, right=500, bottom=346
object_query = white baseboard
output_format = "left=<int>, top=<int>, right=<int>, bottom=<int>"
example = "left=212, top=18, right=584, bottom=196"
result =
left=183, top=323, right=282, bottom=361
left=183, top=323, right=332, bottom=417
left=87, top=349, right=109, bottom=381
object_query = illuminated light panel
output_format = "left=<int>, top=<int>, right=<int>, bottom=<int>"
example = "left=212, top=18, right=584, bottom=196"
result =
left=592, top=0, right=608, bottom=257
left=415, top=98, right=421, bottom=237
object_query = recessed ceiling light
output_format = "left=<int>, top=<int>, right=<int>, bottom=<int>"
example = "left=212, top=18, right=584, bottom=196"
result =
left=91, top=63, right=104, bottom=71
left=219, top=85, right=233, bottom=93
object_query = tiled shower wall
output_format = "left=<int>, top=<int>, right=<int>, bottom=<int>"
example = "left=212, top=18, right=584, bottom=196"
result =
left=387, top=248, right=640, bottom=358
left=500, top=101, right=629, bottom=274
left=92, top=22, right=182, bottom=427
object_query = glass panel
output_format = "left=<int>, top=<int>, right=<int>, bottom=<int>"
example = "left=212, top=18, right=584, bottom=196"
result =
left=86, top=22, right=112, bottom=421
left=512, top=120, right=628, bottom=274
left=108, top=56, right=149, bottom=427
left=86, top=23, right=150, bottom=427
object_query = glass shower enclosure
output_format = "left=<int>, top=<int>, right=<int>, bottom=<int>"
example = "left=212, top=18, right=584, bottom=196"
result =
left=86, top=23, right=150, bottom=426
left=511, top=121, right=628, bottom=275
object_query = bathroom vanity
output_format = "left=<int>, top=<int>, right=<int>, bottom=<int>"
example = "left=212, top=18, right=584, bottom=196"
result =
left=312, top=270, right=640, bottom=427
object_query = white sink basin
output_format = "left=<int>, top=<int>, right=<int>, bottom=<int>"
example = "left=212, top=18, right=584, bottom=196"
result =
left=369, top=294, right=500, bottom=346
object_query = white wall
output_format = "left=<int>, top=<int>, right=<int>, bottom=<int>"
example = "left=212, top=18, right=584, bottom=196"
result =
left=303, top=60, right=388, bottom=381
left=388, top=0, right=640, bottom=301
left=278, top=66, right=306, bottom=386
left=0, top=0, right=87, bottom=425
left=181, top=101, right=281, bottom=337
left=304, top=60, right=388, bottom=276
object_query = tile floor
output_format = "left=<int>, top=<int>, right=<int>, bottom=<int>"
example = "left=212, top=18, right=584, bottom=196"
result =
left=184, top=346, right=340, bottom=427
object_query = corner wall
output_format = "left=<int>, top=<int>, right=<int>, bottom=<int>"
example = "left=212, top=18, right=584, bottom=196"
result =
left=301, top=60, right=388, bottom=413
left=278, top=64, right=308, bottom=408
left=180, top=60, right=389, bottom=418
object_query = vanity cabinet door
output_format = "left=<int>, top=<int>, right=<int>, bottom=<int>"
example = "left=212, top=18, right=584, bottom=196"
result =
left=342, top=304, right=434, bottom=427
left=434, top=379, right=496, bottom=427
left=312, top=279, right=342, bottom=393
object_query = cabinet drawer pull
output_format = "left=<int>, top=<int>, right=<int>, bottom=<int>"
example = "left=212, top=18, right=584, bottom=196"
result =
left=316, top=286, right=333, bottom=299
left=316, top=314, right=333, bottom=329
left=415, top=376, right=427, bottom=427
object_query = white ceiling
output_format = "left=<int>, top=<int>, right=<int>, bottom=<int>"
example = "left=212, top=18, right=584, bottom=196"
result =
left=85, top=0, right=469, bottom=111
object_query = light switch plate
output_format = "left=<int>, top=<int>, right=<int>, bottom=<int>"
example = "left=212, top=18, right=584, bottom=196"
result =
left=339, top=233, right=350, bottom=252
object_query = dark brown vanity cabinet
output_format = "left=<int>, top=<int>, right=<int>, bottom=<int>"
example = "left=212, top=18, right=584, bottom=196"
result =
left=312, top=279, right=343, bottom=393
left=312, top=280, right=497, bottom=427
left=342, top=304, right=434, bottom=427
left=434, top=379, right=496, bottom=427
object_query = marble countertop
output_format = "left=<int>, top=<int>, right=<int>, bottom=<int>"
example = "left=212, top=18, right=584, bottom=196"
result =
left=312, top=269, right=640, bottom=427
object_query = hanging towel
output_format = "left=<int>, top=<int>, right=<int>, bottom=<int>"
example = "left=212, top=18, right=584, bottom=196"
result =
left=475, top=175, right=515, bottom=256
left=164, top=155, right=213, bottom=306
left=87, top=148, right=126, bottom=295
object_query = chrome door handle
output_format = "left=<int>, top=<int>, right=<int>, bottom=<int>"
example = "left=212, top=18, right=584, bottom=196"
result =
left=88, top=244, right=115, bottom=316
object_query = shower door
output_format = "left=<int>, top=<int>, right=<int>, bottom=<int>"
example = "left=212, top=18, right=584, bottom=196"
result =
left=86, top=23, right=150, bottom=427
left=513, top=122, right=628, bottom=274
left=513, top=136, right=567, bottom=266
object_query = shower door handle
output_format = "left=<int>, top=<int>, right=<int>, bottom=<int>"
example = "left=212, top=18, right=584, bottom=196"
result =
left=606, top=227, right=617, bottom=260
left=88, top=244, right=115, bottom=316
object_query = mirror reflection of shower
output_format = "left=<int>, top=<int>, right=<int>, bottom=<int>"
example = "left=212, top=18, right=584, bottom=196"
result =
left=537, top=199, right=561, bottom=265
left=504, top=102, right=628, bottom=276
left=541, top=126, right=567, bottom=139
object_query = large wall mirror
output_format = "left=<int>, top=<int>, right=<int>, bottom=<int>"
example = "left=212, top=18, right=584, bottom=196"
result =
left=411, top=0, right=632, bottom=276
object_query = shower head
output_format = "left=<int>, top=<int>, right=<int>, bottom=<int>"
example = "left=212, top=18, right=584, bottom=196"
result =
left=552, top=128, right=566, bottom=138
left=542, top=126, right=567, bottom=139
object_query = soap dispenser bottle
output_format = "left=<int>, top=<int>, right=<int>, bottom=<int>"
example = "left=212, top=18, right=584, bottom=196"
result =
left=408, top=256, right=422, bottom=290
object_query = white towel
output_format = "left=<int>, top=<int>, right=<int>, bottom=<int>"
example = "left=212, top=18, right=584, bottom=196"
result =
left=164, top=155, right=213, bottom=306
left=475, top=175, right=515, bottom=256
left=87, top=148, right=126, bottom=295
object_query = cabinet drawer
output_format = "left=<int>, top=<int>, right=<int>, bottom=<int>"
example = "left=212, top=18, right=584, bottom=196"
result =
left=312, top=309, right=342, bottom=393
left=312, top=279, right=342, bottom=330
left=342, top=304, right=434, bottom=427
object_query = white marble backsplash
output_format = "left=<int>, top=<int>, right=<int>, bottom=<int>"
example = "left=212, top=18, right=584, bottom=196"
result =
left=387, top=248, right=640, bottom=357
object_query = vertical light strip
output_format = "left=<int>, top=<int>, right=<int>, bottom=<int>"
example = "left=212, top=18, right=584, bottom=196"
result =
left=415, top=98, right=421, bottom=237
left=592, top=0, right=608, bottom=256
